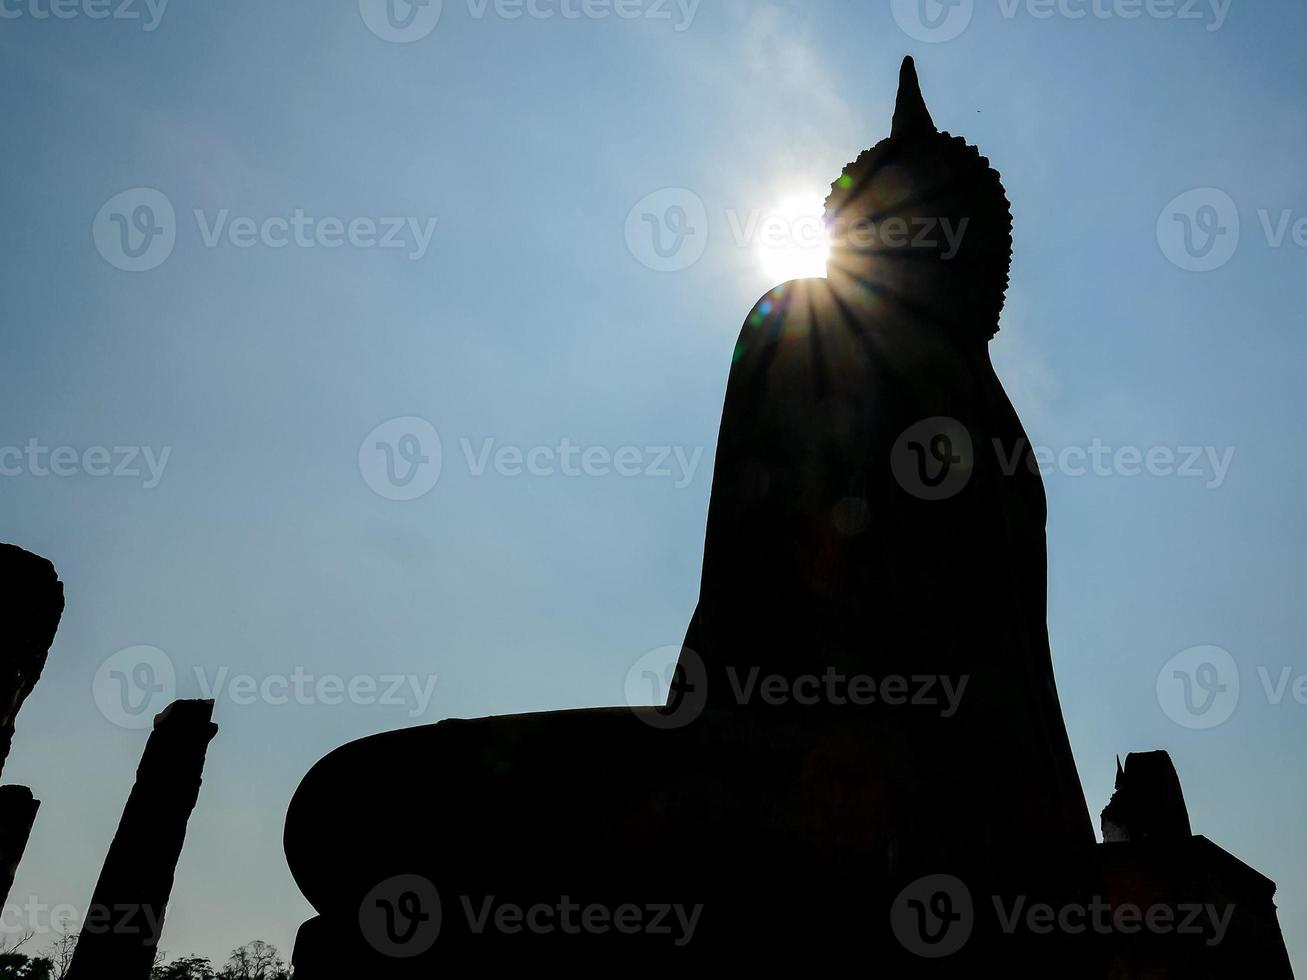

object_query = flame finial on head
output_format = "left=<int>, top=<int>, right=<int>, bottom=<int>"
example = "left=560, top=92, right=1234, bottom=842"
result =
left=891, top=56, right=936, bottom=139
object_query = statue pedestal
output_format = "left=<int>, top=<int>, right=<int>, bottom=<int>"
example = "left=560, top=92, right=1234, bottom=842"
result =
left=1097, top=835, right=1294, bottom=979
left=288, top=833, right=1293, bottom=977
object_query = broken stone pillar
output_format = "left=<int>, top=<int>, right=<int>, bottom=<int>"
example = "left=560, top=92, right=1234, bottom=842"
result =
left=0, top=786, right=39, bottom=907
left=0, top=543, right=65, bottom=778
left=1101, top=750, right=1193, bottom=843
left=0, top=545, right=62, bottom=912
left=67, top=700, right=218, bottom=980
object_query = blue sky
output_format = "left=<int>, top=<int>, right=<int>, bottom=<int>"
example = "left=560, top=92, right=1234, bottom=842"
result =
left=2, top=0, right=1305, bottom=968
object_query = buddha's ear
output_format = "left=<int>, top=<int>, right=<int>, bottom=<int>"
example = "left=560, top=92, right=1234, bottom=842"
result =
left=891, top=57, right=937, bottom=140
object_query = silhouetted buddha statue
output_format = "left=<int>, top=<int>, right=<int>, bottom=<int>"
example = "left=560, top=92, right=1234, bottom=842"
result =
left=681, top=53, right=1092, bottom=866
left=285, top=58, right=1097, bottom=974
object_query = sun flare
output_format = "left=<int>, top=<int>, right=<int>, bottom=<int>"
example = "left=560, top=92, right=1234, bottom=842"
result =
left=756, top=192, right=831, bottom=285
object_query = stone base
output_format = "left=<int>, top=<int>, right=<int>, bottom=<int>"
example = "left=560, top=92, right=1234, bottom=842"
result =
left=289, top=834, right=1293, bottom=977
left=1098, top=835, right=1293, bottom=979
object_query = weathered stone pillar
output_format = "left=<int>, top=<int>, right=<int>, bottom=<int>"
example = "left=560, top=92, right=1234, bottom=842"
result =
left=0, top=545, right=62, bottom=913
left=0, top=543, right=65, bottom=778
left=67, top=700, right=218, bottom=980
left=0, top=785, right=39, bottom=908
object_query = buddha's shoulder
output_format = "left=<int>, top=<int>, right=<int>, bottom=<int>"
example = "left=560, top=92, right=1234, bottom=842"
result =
left=740, top=277, right=838, bottom=329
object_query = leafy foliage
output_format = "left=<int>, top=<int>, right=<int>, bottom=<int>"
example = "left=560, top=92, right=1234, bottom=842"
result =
left=151, top=955, right=217, bottom=979
left=0, top=953, right=53, bottom=980
left=0, top=938, right=290, bottom=980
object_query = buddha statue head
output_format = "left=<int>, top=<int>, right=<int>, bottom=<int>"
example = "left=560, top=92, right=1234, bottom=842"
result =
left=823, top=57, right=1013, bottom=343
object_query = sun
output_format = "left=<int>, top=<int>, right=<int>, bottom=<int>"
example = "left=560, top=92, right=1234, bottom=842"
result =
left=756, top=192, right=830, bottom=285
